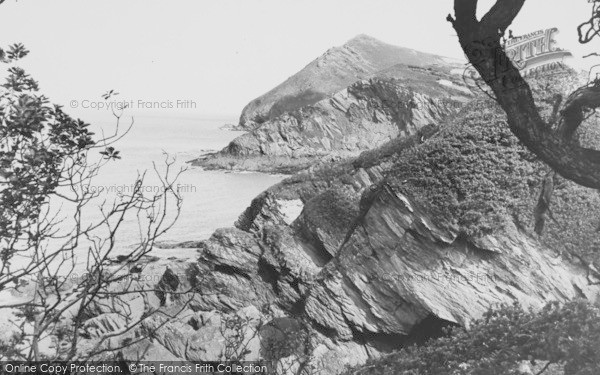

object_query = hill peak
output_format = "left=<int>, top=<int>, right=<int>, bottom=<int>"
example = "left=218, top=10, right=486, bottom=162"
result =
left=346, top=34, right=385, bottom=45
left=238, top=35, right=459, bottom=127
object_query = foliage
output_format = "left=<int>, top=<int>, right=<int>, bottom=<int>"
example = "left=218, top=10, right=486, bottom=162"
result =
left=349, top=300, right=600, bottom=375
left=220, top=313, right=260, bottom=362
left=0, top=43, right=185, bottom=360
left=387, top=97, right=545, bottom=237
left=384, top=72, right=600, bottom=273
left=260, top=317, right=316, bottom=375
left=296, top=188, right=359, bottom=238
left=0, top=44, right=95, bottom=269
left=218, top=310, right=318, bottom=375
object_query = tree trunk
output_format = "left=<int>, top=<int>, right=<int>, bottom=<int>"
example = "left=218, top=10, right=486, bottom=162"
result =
left=449, top=0, right=600, bottom=189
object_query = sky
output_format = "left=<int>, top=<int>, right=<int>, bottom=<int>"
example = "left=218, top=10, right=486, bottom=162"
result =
left=0, top=0, right=598, bottom=121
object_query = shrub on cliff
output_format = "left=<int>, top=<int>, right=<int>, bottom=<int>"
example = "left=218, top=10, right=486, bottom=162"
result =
left=385, top=71, right=600, bottom=271
left=349, top=300, right=600, bottom=375
left=388, top=98, right=543, bottom=237
left=342, top=70, right=600, bottom=375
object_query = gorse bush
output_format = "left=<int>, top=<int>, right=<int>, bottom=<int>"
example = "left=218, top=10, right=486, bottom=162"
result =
left=382, top=71, right=600, bottom=271
left=349, top=300, right=600, bottom=375
left=388, top=101, right=543, bottom=237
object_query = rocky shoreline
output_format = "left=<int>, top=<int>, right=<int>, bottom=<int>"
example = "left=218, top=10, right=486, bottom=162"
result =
left=14, top=35, right=597, bottom=373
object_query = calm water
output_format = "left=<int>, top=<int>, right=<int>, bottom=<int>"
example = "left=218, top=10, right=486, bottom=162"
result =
left=3, top=114, right=285, bottom=302
left=52, top=114, right=284, bottom=255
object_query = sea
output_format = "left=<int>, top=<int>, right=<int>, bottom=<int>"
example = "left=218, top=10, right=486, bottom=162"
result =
left=2, top=113, right=286, bottom=306
left=48, top=113, right=285, bottom=260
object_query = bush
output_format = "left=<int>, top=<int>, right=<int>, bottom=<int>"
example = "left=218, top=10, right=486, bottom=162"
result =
left=349, top=300, right=600, bottom=375
left=383, top=73, right=600, bottom=271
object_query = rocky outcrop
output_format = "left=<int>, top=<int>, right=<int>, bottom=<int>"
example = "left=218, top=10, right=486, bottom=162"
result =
left=194, top=71, right=471, bottom=173
left=194, top=37, right=469, bottom=174
left=238, top=34, right=460, bottom=129
left=303, top=183, right=598, bottom=341
left=74, top=72, right=600, bottom=373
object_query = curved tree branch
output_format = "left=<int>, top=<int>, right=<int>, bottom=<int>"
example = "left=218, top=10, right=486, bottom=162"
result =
left=578, top=1, right=600, bottom=44
left=558, top=84, right=600, bottom=140
left=480, top=0, right=525, bottom=33
left=450, top=0, right=600, bottom=189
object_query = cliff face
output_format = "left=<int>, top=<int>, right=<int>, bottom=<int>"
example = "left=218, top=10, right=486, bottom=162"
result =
left=238, top=34, right=460, bottom=129
left=77, top=72, right=600, bottom=373
left=194, top=67, right=472, bottom=173
left=194, top=36, right=469, bottom=174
